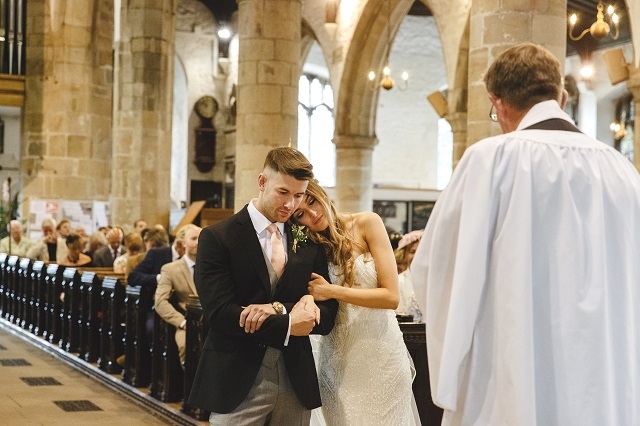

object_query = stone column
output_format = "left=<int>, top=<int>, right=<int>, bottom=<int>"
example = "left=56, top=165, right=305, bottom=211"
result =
left=333, top=135, right=377, bottom=213
left=627, top=66, right=640, bottom=172
left=111, top=0, right=176, bottom=228
left=448, top=112, right=468, bottom=168
left=234, top=0, right=301, bottom=211
left=466, top=0, right=566, bottom=147
left=22, top=0, right=113, bottom=220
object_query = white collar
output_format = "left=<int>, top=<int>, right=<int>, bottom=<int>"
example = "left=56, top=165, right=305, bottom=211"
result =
left=516, top=100, right=575, bottom=131
left=171, top=245, right=181, bottom=261
left=183, top=255, right=195, bottom=270
left=248, top=199, right=285, bottom=235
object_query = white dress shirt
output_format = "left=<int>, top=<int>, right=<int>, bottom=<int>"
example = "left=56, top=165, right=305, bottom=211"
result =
left=248, top=200, right=291, bottom=345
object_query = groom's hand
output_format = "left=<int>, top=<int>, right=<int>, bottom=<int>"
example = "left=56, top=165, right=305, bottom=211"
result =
left=240, top=304, right=276, bottom=333
left=293, top=294, right=320, bottom=325
left=290, top=303, right=316, bottom=336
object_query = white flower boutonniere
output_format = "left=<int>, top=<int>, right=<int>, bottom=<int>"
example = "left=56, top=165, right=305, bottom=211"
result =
left=291, top=224, right=308, bottom=253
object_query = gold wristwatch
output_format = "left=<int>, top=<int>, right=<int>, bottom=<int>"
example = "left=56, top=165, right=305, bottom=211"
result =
left=272, top=301, right=284, bottom=315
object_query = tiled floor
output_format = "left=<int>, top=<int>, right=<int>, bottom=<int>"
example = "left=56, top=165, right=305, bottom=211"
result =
left=0, top=325, right=175, bottom=425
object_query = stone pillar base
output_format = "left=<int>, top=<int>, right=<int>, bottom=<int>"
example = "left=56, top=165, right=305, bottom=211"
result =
left=333, top=135, right=377, bottom=213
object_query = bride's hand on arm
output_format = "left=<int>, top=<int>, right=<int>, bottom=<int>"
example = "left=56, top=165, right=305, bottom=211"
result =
left=308, top=273, right=335, bottom=302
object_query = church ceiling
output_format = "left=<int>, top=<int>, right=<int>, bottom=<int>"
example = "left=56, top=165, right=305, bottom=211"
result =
left=199, top=0, right=633, bottom=58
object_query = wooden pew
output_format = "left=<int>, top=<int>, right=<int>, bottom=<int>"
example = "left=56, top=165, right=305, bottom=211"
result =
left=30, top=261, right=46, bottom=336
left=77, top=269, right=104, bottom=362
left=0, top=253, right=7, bottom=316
left=122, top=283, right=152, bottom=387
left=59, top=267, right=82, bottom=352
left=399, top=321, right=444, bottom=425
left=17, top=257, right=32, bottom=330
left=5, top=255, right=19, bottom=323
left=44, top=264, right=65, bottom=344
left=183, top=295, right=209, bottom=420
left=98, top=275, right=126, bottom=373
left=149, top=294, right=184, bottom=403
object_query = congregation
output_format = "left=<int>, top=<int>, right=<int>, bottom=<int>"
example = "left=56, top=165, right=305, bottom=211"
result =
left=0, top=216, right=424, bottom=324
left=0, top=217, right=206, bottom=366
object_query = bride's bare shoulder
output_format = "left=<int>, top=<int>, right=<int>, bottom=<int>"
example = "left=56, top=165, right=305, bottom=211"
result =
left=349, top=212, right=385, bottom=242
left=354, top=211, right=383, bottom=227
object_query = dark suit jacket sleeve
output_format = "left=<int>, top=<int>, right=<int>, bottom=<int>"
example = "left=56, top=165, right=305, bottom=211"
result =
left=196, top=225, right=290, bottom=349
left=309, top=250, right=338, bottom=335
left=281, top=246, right=337, bottom=336
left=128, top=249, right=160, bottom=288
left=94, top=246, right=118, bottom=268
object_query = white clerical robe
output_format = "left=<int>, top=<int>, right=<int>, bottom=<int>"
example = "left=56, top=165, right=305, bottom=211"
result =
left=412, top=101, right=640, bottom=426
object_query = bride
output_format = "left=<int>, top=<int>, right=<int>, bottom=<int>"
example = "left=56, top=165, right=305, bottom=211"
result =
left=292, top=180, right=419, bottom=426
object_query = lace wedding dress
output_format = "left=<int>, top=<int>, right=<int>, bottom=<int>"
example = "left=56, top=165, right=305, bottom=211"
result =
left=310, top=252, right=419, bottom=426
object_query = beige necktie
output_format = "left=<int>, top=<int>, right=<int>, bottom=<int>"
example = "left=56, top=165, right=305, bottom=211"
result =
left=267, top=223, right=285, bottom=277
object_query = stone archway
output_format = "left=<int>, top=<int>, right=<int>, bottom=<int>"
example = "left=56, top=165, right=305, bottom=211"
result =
left=330, top=0, right=470, bottom=211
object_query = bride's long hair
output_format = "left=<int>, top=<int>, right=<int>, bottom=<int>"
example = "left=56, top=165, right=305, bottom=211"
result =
left=292, top=180, right=358, bottom=286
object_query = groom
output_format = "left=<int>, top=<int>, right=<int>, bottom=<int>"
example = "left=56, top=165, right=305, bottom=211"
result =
left=188, top=147, right=338, bottom=424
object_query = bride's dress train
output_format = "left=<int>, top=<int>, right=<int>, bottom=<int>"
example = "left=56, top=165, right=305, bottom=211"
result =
left=310, top=253, right=420, bottom=426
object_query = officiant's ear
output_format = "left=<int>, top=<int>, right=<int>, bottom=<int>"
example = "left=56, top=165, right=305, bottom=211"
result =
left=559, top=89, right=568, bottom=110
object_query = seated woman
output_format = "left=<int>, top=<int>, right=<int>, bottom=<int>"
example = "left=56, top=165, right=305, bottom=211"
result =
left=85, top=231, right=107, bottom=260
left=394, top=230, right=424, bottom=322
left=113, top=232, right=145, bottom=274
left=58, top=233, right=93, bottom=267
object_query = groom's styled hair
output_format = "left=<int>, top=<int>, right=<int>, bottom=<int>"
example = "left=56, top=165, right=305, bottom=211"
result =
left=264, top=147, right=314, bottom=181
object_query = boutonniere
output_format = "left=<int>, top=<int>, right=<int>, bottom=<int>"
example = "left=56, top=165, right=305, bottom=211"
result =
left=291, top=224, right=308, bottom=253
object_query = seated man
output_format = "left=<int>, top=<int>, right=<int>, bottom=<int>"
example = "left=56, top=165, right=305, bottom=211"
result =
left=92, top=227, right=124, bottom=267
left=56, top=219, right=71, bottom=239
left=133, top=218, right=148, bottom=234
left=0, top=220, right=32, bottom=257
left=128, top=226, right=184, bottom=290
left=128, top=225, right=185, bottom=349
left=26, top=218, right=68, bottom=262
left=154, top=224, right=201, bottom=365
left=141, top=227, right=170, bottom=252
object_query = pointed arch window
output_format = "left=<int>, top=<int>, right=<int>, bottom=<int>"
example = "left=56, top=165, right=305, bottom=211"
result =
left=298, top=74, right=335, bottom=187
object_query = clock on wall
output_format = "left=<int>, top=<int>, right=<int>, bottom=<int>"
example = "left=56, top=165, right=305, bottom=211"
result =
left=194, top=95, right=218, bottom=173
left=195, top=95, right=218, bottom=120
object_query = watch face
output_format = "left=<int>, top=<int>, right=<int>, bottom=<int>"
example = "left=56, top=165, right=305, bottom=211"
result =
left=196, top=96, right=217, bottom=119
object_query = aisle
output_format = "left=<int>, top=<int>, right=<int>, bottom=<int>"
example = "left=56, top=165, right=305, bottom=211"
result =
left=0, top=324, right=171, bottom=425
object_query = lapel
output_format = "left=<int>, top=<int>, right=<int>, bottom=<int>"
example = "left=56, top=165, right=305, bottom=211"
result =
left=235, top=207, right=272, bottom=296
left=178, top=259, right=198, bottom=295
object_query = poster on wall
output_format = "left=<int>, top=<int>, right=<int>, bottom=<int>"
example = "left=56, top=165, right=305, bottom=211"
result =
left=410, top=201, right=436, bottom=231
left=373, top=200, right=408, bottom=235
left=92, top=201, right=110, bottom=230
left=28, top=199, right=110, bottom=239
left=61, top=201, right=94, bottom=234
left=28, top=200, right=59, bottom=239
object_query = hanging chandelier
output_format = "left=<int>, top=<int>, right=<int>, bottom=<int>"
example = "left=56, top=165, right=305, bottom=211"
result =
left=367, top=1, right=408, bottom=91
left=568, top=1, right=619, bottom=41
